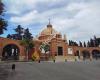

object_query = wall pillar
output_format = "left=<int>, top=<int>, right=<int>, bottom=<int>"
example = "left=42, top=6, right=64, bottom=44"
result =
left=89, top=50, right=93, bottom=61
left=80, top=50, right=83, bottom=60
left=50, top=39, right=57, bottom=56
left=63, top=43, right=68, bottom=56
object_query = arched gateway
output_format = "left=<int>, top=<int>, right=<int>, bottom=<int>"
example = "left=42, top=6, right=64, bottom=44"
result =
left=0, top=37, right=25, bottom=61
left=72, top=47, right=100, bottom=60
left=2, top=44, right=19, bottom=60
left=82, top=50, right=90, bottom=59
left=92, top=50, right=100, bottom=59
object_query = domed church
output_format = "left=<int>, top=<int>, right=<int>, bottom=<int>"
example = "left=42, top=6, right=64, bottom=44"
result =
left=37, top=21, right=68, bottom=58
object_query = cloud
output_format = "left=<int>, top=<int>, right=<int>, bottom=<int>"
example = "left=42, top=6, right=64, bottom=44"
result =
left=53, top=1, right=100, bottom=41
left=3, top=0, right=100, bottom=42
left=4, top=0, right=38, bottom=15
left=10, top=10, right=38, bottom=25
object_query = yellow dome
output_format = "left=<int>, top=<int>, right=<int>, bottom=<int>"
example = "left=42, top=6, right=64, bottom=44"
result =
left=38, top=23, right=62, bottom=42
left=40, top=24, right=58, bottom=36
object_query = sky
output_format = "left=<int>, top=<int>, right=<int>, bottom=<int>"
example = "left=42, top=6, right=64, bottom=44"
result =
left=1, top=0, right=100, bottom=42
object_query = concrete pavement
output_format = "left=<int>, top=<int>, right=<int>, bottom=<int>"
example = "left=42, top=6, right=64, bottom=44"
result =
left=0, top=60, right=100, bottom=80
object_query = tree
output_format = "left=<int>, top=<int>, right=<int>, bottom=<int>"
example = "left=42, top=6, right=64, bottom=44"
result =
left=14, top=25, right=23, bottom=40
left=23, top=28, right=33, bottom=40
left=79, top=41, right=83, bottom=47
left=93, top=35, right=99, bottom=47
left=20, top=28, right=34, bottom=60
left=74, top=42, right=78, bottom=46
left=0, top=0, right=4, bottom=15
left=7, top=25, right=24, bottom=40
left=39, top=43, right=50, bottom=60
left=69, top=40, right=71, bottom=46
left=84, top=42, right=86, bottom=47
left=20, top=39, right=34, bottom=50
left=95, top=38, right=100, bottom=47
left=0, top=0, right=7, bottom=35
left=14, top=25, right=23, bottom=35
left=70, top=40, right=73, bottom=46
left=69, top=40, right=78, bottom=46
left=40, top=43, right=50, bottom=54
left=20, top=39, right=34, bottom=60
left=7, top=34, right=12, bottom=39
left=94, top=35, right=96, bottom=40
left=90, top=38, right=94, bottom=47
left=87, top=41, right=90, bottom=47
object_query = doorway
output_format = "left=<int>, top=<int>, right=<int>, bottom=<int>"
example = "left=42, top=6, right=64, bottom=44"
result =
left=2, top=44, right=19, bottom=60
left=58, top=47, right=63, bottom=55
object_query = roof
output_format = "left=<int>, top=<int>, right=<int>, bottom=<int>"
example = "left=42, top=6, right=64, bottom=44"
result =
left=40, top=24, right=59, bottom=36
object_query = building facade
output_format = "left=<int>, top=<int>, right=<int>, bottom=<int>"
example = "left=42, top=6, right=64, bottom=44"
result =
left=0, top=23, right=100, bottom=61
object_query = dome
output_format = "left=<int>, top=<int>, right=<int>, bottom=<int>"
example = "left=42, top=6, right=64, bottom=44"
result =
left=40, top=24, right=59, bottom=36
left=38, top=23, right=63, bottom=42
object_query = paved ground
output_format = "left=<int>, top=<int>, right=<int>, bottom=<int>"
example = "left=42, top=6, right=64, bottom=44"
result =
left=0, top=60, right=100, bottom=80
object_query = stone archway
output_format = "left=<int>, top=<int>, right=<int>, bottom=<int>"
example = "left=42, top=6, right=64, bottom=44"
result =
left=2, top=44, right=20, bottom=60
left=82, top=50, right=90, bottom=60
left=92, top=50, right=100, bottom=60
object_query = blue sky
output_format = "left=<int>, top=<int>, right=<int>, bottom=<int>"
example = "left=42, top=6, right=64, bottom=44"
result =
left=1, top=0, right=100, bottom=42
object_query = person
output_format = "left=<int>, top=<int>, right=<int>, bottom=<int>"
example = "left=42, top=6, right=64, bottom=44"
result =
left=12, top=64, right=15, bottom=71
left=53, top=56, right=56, bottom=63
left=38, top=59, right=40, bottom=63
left=53, top=59, right=55, bottom=63
left=65, top=59, right=67, bottom=62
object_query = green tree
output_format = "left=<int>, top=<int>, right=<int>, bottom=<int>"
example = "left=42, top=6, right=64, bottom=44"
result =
left=0, top=0, right=7, bottom=35
left=79, top=41, right=83, bottom=47
left=40, top=43, right=50, bottom=60
left=14, top=25, right=23, bottom=40
left=87, top=41, right=90, bottom=47
left=90, top=38, right=94, bottom=47
left=23, top=28, right=33, bottom=40
left=7, top=34, right=12, bottom=39
left=0, top=0, right=4, bottom=15
left=84, top=42, right=86, bottom=47
left=40, top=43, right=50, bottom=54
left=14, top=25, right=23, bottom=35
left=69, top=40, right=71, bottom=46
left=20, top=28, right=34, bottom=60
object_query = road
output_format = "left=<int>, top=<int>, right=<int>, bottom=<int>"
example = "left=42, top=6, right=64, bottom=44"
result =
left=0, top=60, right=100, bottom=80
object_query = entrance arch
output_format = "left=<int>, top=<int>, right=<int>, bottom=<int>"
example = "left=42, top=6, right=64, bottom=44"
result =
left=92, top=50, right=100, bottom=59
left=82, top=50, right=90, bottom=59
left=2, top=44, right=20, bottom=60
